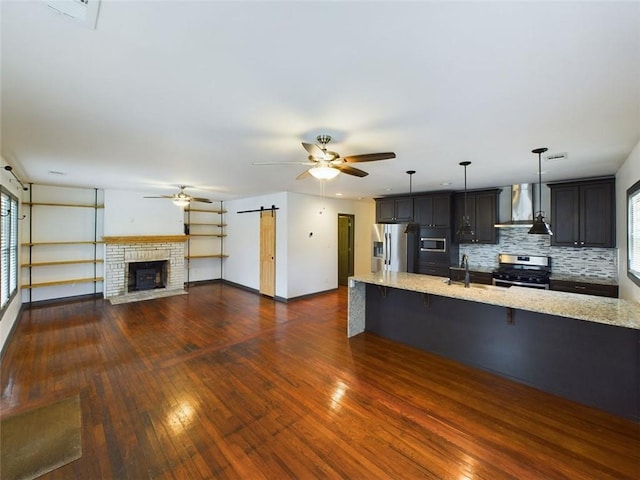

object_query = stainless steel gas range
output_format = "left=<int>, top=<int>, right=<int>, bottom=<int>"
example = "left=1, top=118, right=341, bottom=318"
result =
left=492, top=253, right=551, bottom=289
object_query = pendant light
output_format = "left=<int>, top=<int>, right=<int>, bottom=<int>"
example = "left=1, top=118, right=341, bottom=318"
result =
left=528, top=148, right=553, bottom=235
left=456, top=161, right=474, bottom=239
left=404, top=170, right=419, bottom=234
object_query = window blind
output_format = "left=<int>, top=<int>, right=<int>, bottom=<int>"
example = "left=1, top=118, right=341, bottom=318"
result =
left=1, top=188, right=19, bottom=311
left=629, top=180, right=640, bottom=285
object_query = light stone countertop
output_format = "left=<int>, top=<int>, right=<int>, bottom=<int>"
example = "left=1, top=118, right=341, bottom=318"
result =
left=350, top=272, right=640, bottom=330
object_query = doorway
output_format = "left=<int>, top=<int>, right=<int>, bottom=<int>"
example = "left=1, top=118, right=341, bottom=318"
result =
left=260, top=209, right=276, bottom=297
left=338, top=214, right=355, bottom=286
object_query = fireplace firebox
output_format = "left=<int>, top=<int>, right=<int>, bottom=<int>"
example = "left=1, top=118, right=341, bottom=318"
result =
left=127, top=261, right=168, bottom=292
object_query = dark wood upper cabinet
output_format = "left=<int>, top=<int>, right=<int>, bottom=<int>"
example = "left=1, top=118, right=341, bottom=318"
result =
left=549, top=178, right=615, bottom=248
left=414, top=193, right=453, bottom=227
left=375, top=197, right=413, bottom=223
left=454, top=189, right=500, bottom=244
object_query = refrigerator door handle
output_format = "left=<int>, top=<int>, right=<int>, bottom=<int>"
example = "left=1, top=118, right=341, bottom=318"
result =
left=384, top=232, right=389, bottom=266
left=387, top=233, right=392, bottom=266
left=384, top=232, right=387, bottom=265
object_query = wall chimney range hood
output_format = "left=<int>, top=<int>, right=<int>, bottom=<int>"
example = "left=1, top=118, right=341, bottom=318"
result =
left=494, top=184, right=535, bottom=228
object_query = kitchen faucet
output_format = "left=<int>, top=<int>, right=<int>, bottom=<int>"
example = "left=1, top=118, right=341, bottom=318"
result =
left=461, top=254, right=470, bottom=288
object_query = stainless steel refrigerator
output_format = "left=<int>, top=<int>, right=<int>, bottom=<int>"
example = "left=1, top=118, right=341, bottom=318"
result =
left=371, top=224, right=409, bottom=273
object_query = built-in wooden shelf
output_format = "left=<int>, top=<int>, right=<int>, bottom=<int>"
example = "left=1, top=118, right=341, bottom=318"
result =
left=184, top=208, right=227, bottom=214
left=185, top=223, right=227, bottom=227
left=22, top=241, right=104, bottom=246
left=21, top=277, right=104, bottom=289
left=22, top=259, right=104, bottom=267
left=187, top=234, right=227, bottom=237
left=22, top=186, right=104, bottom=300
left=23, top=202, right=104, bottom=208
left=184, top=203, right=227, bottom=283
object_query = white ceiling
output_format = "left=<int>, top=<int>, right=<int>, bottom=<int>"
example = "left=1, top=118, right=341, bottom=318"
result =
left=2, top=1, right=639, bottom=201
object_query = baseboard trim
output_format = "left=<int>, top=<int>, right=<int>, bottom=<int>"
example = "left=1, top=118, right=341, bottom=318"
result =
left=24, top=293, right=103, bottom=309
left=219, top=280, right=337, bottom=303
left=185, top=278, right=222, bottom=288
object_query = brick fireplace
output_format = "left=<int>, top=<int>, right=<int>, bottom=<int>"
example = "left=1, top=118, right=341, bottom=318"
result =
left=103, top=235, right=186, bottom=300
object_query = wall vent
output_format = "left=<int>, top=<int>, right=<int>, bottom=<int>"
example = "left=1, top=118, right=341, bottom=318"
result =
left=545, top=152, right=568, bottom=161
left=45, top=0, right=100, bottom=29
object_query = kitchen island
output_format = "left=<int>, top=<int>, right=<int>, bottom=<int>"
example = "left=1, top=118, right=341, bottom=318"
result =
left=348, top=272, right=640, bottom=421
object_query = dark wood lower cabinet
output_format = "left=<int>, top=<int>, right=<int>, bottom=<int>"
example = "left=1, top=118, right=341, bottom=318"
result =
left=550, top=279, right=618, bottom=298
left=449, top=268, right=493, bottom=285
left=416, top=263, right=450, bottom=277
left=365, top=284, right=638, bottom=421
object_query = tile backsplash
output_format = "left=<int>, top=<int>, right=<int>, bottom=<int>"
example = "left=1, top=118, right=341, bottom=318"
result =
left=458, top=228, right=618, bottom=281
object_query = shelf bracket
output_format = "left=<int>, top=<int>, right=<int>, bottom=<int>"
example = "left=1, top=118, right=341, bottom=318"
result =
left=506, top=307, right=514, bottom=325
left=422, top=293, right=430, bottom=308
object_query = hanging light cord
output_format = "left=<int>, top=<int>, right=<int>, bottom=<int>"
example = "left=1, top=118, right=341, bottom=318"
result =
left=464, top=165, right=468, bottom=218
left=537, top=151, right=543, bottom=214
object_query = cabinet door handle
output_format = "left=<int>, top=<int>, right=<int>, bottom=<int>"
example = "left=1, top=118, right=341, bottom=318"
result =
left=574, top=285, right=587, bottom=290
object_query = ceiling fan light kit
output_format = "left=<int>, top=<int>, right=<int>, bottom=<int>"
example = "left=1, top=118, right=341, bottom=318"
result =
left=173, top=197, right=191, bottom=207
left=309, top=165, right=340, bottom=180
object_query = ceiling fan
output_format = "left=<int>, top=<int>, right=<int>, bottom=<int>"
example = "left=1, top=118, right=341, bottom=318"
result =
left=254, top=134, right=396, bottom=180
left=144, top=185, right=212, bottom=207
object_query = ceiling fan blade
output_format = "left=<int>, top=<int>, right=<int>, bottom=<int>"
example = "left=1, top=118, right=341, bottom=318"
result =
left=342, top=152, right=396, bottom=163
left=335, top=164, right=369, bottom=177
left=302, top=142, right=325, bottom=157
left=296, top=170, right=312, bottom=180
left=191, top=197, right=212, bottom=203
left=143, top=195, right=173, bottom=199
left=253, top=161, right=315, bottom=166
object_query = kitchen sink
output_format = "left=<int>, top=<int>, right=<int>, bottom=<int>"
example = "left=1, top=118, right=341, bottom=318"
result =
left=445, top=280, right=500, bottom=290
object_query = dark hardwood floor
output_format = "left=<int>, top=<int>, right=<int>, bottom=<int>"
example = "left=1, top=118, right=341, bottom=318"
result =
left=1, top=284, right=638, bottom=479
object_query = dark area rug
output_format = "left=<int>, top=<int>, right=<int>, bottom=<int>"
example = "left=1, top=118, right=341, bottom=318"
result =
left=1, top=395, right=82, bottom=480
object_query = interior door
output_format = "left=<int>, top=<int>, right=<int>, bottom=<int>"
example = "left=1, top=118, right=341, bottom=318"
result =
left=338, top=214, right=354, bottom=286
left=260, top=210, right=276, bottom=297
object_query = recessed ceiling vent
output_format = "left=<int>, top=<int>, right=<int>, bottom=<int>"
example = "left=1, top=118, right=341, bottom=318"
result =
left=545, top=152, right=568, bottom=161
left=45, top=0, right=100, bottom=29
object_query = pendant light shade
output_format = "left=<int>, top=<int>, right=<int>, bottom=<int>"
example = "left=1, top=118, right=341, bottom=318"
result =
left=528, top=148, right=553, bottom=235
left=404, top=170, right=419, bottom=234
left=456, top=161, right=475, bottom=239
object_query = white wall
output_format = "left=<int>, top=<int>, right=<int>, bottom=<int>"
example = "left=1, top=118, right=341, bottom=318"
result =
left=286, top=192, right=375, bottom=298
left=103, top=189, right=183, bottom=236
left=0, top=157, right=25, bottom=354
left=286, top=193, right=339, bottom=298
left=224, top=192, right=288, bottom=296
left=616, top=141, right=640, bottom=303
left=224, top=191, right=375, bottom=299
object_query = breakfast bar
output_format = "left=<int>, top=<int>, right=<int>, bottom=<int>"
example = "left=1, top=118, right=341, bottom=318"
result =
left=348, top=272, right=640, bottom=421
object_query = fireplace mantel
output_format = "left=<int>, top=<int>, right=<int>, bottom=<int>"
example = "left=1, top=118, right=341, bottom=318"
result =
left=103, top=235, right=187, bottom=244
